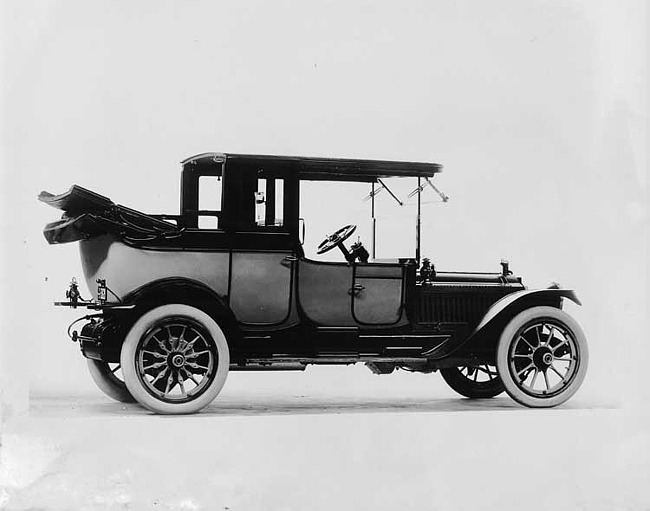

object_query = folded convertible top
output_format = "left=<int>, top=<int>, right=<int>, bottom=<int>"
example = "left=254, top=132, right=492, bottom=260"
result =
left=39, top=185, right=180, bottom=244
left=38, top=185, right=115, bottom=213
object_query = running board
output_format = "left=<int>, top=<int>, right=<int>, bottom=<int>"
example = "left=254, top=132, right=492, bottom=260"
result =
left=241, top=356, right=437, bottom=366
left=230, top=362, right=306, bottom=371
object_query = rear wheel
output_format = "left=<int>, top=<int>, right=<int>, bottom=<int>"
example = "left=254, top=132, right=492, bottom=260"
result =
left=121, top=304, right=230, bottom=414
left=440, top=364, right=504, bottom=398
left=87, top=359, right=135, bottom=403
left=496, top=306, right=588, bottom=408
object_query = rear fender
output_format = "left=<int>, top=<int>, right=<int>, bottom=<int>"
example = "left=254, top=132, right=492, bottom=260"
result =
left=464, top=288, right=581, bottom=351
left=119, top=277, right=242, bottom=345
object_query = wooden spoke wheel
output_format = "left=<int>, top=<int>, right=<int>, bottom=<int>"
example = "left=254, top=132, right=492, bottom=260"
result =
left=440, top=364, right=505, bottom=398
left=121, top=304, right=230, bottom=414
left=496, top=306, right=588, bottom=408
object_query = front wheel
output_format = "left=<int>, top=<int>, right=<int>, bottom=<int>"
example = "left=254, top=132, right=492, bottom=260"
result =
left=121, top=304, right=230, bottom=414
left=440, top=364, right=505, bottom=398
left=496, top=306, right=588, bottom=408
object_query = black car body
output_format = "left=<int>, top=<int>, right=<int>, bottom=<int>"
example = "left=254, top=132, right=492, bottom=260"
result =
left=40, top=153, right=588, bottom=413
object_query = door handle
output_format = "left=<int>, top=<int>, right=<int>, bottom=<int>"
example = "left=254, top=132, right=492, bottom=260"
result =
left=281, top=256, right=298, bottom=268
left=348, top=283, right=365, bottom=296
left=299, top=218, right=306, bottom=246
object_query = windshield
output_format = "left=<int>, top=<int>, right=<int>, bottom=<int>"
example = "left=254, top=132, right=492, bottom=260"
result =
left=300, top=178, right=426, bottom=261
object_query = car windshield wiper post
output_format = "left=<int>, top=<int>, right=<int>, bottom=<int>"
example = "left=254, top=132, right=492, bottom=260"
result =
left=365, top=179, right=404, bottom=260
left=371, top=182, right=376, bottom=260
left=425, top=177, right=449, bottom=203
left=417, top=176, right=421, bottom=265
left=376, top=179, right=404, bottom=207
left=408, top=176, right=449, bottom=265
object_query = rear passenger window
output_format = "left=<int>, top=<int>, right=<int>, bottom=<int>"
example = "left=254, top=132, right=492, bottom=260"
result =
left=198, top=176, right=222, bottom=229
left=255, top=177, right=284, bottom=227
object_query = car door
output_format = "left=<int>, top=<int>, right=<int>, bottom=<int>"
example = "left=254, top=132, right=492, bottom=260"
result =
left=351, top=263, right=405, bottom=326
left=297, top=259, right=354, bottom=326
left=297, top=260, right=407, bottom=328
left=226, top=172, right=299, bottom=327
left=229, top=241, right=295, bottom=325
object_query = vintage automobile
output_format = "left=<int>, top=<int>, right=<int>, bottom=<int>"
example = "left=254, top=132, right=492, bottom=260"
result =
left=40, top=153, right=588, bottom=413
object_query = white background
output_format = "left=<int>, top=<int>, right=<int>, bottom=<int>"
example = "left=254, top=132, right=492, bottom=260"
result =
left=0, top=1, right=647, bottom=509
left=1, top=0, right=645, bottom=403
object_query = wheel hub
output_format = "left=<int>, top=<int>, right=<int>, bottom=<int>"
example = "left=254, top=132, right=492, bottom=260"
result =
left=532, top=346, right=553, bottom=369
left=169, top=353, right=186, bottom=369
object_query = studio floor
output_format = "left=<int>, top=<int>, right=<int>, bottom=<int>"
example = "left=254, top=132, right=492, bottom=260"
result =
left=0, top=367, right=646, bottom=511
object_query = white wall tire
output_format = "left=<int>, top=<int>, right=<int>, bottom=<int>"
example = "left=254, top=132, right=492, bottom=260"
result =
left=87, top=359, right=136, bottom=403
left=497, top=306, right=588, bottom=408
left=121, top=304, right=230, bottom=414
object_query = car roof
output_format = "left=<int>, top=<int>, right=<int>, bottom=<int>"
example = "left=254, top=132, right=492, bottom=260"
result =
left=181, top=152, right=442, bottom=182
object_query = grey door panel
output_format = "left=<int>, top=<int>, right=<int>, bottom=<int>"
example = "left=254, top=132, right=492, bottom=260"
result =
left=298, top=259, right=406, bottom=327
left=353, top=275, right=403, bottom=325
left=230, top=251, right=292, bottom=325
left=298, top=260, right=354, bottom=326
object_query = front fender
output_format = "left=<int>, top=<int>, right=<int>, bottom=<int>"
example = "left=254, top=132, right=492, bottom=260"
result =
left=458, top=288, right=581, bottom=354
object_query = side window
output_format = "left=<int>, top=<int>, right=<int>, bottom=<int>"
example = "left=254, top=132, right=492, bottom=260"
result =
left=198, top=176, right=222, bottom=229
left=255, top=177, right=284, bottom=227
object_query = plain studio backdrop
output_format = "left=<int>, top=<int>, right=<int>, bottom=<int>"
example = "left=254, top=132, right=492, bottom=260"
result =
left=0, top=0, right=647, bottom=508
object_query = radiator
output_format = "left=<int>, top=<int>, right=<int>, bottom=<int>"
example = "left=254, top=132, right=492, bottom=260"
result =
left=418, top=290, right=506, bottom=326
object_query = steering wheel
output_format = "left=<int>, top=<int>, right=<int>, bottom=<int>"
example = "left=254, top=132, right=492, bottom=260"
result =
left=317, top=224, right=357, bottom=255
